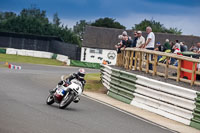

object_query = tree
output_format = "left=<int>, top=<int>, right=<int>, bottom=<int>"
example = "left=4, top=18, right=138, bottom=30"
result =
left=73, top=20, right=89, bottom=40
left=91, top=17, right=125, bottom=29
left=132, top=19, right=182, bottom=35
left=53, top=13, right=61, bottom=27
left=0, top=7, right=81, bottom=45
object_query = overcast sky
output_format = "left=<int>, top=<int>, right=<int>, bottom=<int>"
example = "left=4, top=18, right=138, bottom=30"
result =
left=1, top=0, right=200, bottom=36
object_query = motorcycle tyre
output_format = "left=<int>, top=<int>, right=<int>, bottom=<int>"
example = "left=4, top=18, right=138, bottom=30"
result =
left=59, top=92, right=74, bottom=109
left=46, top=94, right=54, bottom=105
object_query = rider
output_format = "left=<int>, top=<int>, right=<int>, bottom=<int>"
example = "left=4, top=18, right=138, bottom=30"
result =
left=51, top=68, right=86, bottom=103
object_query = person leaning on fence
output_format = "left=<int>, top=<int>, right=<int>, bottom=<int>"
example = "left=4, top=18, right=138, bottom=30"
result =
left=115, top=35, right=123, bottom=66
left=143, top=26, right=155, bottom=70
left=122, top=31, right=133, bottom=48
left=115, top=35, right=123, bottom=54
left=115, top=32, right=132, bottom=66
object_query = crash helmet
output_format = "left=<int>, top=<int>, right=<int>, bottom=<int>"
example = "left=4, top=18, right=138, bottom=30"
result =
left=77, top=68, right=85, bottom=79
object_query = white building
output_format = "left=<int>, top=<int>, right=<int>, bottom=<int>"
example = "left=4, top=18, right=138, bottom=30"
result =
left=81, top=47, right=117, bottom=65
left=81, top=26, right=125, bottom=65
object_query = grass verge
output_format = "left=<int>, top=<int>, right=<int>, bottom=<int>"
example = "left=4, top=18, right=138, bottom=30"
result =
left=0, top=53, right=64, bottom=66
left=84, top=73, right=106, bottom=93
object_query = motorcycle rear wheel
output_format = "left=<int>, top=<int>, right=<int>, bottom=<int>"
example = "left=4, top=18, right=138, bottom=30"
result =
left=46, top=94, right=54, bottom=105
left=59, top=92, right=74, bottom=109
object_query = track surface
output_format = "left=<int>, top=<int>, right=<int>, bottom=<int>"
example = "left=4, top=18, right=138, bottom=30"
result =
left=0, top=64, right=175, bottom=133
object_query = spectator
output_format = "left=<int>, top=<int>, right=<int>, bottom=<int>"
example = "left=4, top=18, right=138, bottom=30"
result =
left=115, top=35, right=123, bottom=53
left=122, top=34, right=133, bottom=48
left=196, top=42, right=200, bottom=53
left=170, top=44, right=181, bottom=66
left=131, top=31, right=138, bottom=47
left=175, top=40, right=181, bottom=50
left=115, top=32, right=132, bottom=53
left=144, top=26, right=155, bottom=49
left=155, top=40, right=171, bottom=63
left=144, top=26, right=155, bottom=70
left=189, top=45, right=198, bottom=52
left=183, top=42, right=188, bottom=51
left=155, top=42, right=164, bottom=52
left=180, top=42, right=187, bottom=52
left=122, top=31, right=127, bottom=36
left=136, top=31, right=145, bottom=48
left=122, top=30, right=132, bottom=40
left=164, top=39, right=171, bottom=52
left=154, top=42, right=163, bottom=61
left=170, top=41, right=175, bottom=53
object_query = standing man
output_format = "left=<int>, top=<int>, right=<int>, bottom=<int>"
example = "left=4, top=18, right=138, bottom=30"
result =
left=136, top=31, right=145, bottom=48
left=143, top=26, right=155, bottom=70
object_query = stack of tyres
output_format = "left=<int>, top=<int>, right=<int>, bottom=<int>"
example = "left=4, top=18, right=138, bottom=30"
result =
left=8, top=64, right=22, bottom=70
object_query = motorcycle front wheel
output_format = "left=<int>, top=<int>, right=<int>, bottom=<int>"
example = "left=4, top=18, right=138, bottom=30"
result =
left=59, top=91, right=74, bottom=109
left=46, top=94, right=54, bottom=105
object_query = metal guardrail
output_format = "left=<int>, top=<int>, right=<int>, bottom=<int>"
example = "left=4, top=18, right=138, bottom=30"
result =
left=117, top=48, right=200, bottom=86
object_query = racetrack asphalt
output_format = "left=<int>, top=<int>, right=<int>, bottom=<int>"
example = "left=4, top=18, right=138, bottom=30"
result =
left=0, top=64, right=175, bottom=133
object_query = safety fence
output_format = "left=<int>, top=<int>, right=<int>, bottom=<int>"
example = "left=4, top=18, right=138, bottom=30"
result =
left=117, top=48, right=200, bottom=86
left=100, top=64, right=200, bottom=130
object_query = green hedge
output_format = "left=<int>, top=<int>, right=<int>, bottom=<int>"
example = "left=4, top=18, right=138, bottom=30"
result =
left=70, top=60, right=100, bottom=69
left=0, top=48, right=6, bottom=54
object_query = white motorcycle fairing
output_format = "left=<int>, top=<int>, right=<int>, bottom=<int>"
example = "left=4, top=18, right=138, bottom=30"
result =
left=66, top=79, right=83, bottom=96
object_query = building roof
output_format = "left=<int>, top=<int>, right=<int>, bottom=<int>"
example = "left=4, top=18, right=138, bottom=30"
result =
left=82, top=26, right=200, bottom=50
left=82, top=26, right=130, bottom=50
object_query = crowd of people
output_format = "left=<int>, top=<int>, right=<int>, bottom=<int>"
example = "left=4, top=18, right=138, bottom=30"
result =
left=115, top=26, right=200, bottom=70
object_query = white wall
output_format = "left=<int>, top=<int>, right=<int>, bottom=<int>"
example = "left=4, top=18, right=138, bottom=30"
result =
left=81, top=47, right=117, bottom=65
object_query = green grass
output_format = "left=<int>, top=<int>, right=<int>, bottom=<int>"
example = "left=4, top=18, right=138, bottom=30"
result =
left=84, top=73, right=106, bottom=93
left=0, top=53, right=64, bottom=66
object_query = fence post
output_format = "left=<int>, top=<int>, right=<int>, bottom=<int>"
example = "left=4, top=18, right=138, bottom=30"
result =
left=134, top=51, right=138, bottom=70
left=177, top=59, right=181, bottom=82
left=129, top=51, right=134, bottom=70
left=146, top=53, right=149, bottom=73
left=191, top=62, right=196, bottom=86
left=125, top=50, right=130, bottom=69
left=165, top=57, right=169, bottom=78
left=153, top=54, right=158, bottom=75
left=139, top=52, right=142, bottom=71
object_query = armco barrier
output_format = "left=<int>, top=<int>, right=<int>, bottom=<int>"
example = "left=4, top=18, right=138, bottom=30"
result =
left=100, top=64, right=200, bottom=130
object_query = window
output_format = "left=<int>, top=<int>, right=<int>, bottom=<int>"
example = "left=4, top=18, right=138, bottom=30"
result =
left=90, top=48, right=102, bottom=54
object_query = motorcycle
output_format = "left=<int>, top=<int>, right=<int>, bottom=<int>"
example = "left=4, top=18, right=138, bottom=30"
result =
left=46, top=75, right=83, bottom=109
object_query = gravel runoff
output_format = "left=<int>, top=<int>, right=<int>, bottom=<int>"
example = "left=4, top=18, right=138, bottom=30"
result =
left=112, top=65, right=200, bottom=91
